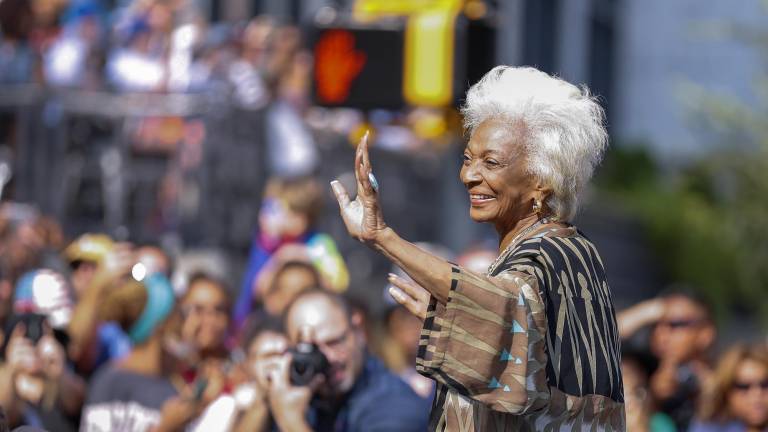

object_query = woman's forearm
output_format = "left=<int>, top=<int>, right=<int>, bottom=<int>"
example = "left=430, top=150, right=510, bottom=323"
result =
left=375, top=228, right=452, bottom=304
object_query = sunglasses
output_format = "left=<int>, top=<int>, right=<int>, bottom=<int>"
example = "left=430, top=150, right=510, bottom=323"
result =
left=732, top=379, right=768, bottom=392
left=657, top=319, right=703, bottom=329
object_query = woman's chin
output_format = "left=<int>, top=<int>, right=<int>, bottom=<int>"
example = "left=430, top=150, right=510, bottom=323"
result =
left=469, top=208, right=495, bottom=223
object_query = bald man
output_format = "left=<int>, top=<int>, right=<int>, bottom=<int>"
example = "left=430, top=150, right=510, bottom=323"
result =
left=264, top=289, right=429, bottom=432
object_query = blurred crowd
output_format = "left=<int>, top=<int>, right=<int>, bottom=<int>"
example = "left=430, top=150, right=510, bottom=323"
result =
left=1, top=1, right=768, bottom=432
left=1, top=173, right=767, bottom=432
left=0, top=176, right=438, bottom=432
left=0, top=0, right=304, bottom=97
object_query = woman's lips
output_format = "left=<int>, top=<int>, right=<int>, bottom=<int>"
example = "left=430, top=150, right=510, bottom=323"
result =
left=469, top=194, right=496, bottom=206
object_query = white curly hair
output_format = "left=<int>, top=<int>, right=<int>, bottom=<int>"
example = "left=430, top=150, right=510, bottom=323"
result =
left=461, top=66, right=608, bottom=222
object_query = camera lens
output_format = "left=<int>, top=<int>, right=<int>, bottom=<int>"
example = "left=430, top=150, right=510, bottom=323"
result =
left=289, top=342, right=329, bottom=386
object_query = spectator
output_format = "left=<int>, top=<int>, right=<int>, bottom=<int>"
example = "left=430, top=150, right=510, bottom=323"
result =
left=43, top=0, right=106, bottom=88
left=378, top=242, right=454, bottom=400
left=0, top=267, right=13, bottom=338
left=64, top=236, right=134, bottom=374
left=382, top=304, right=433, bottom=399
left=0, top=204, right=49, bottom=283
left=266, top=289, right=430, bottom=432
left=11, top=270, right=73, bottom=336
left=232, top=245, right=323, bottom=346
left=135, top=245, right=172, bottom=278
left=619, top=290, right=716, bottom=430
left=227, top=16, right=274, bottom=109
left=0, top=0, right=37, bottom=83
left=622, top=348, right=677, bottom=432
left=179, top=272, right=230, bottom=361
left=106, top=0, right=177, bottom=91
left=227, top=318, right=288, bottom=431
left=81, top=274, right=223, bottom=432
left=0, top=313, right=85, bottom=431
left=63, top=233, right=115, bottom=298
left=690, top=344, right=768, bottom=432
left=258, top=248, right=323, bottom=317
left=234, top=176, right=348, bottom=330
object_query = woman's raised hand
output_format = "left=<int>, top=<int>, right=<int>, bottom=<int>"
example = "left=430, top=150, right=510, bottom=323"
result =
left=331, top=132, right=388, bottom=245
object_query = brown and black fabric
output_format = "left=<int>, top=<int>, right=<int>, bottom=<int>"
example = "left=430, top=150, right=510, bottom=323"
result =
left=416, top=225, right=626, bottom=431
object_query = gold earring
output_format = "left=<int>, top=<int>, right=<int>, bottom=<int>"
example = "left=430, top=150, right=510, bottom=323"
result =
left=533, top=199, right=542, bottom=214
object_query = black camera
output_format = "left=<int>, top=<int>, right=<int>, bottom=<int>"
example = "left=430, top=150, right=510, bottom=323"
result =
left=289, top=342, right=329, bottom=386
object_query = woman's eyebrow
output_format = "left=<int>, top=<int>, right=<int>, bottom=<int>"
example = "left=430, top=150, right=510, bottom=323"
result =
left=479, top=149, right=504, bottom=158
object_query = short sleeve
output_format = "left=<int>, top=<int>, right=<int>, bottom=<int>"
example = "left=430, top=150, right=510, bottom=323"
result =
left=416, top=264, right=550, bottom=415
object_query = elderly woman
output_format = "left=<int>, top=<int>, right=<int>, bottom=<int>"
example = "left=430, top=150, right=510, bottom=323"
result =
left=331, top=66, right=625, bottom=430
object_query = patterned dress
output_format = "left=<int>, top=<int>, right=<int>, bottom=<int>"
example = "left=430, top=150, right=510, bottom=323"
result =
left=416, top=225, right=626, bottom=431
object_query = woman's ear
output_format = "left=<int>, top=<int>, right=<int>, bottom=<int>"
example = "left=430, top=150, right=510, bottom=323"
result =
left=533, top=182, right=553, bottom=205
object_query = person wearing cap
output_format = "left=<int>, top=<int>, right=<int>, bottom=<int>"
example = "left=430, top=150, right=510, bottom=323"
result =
left=64, top=235, right=135, bottom=374
left=63, top=233, right=115, bottom=298
left=0, top=270, right=85, bottom=431
left=82, top=273, right=224, bottom=432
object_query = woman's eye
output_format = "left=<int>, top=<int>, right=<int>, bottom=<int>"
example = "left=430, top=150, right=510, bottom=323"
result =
left=485, top=159, right=500, bottom=167
left=461, top=154, right=471, bottom=164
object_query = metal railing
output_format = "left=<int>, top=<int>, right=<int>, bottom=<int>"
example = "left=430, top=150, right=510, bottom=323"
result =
left=0, top=85, right=267, bottom=250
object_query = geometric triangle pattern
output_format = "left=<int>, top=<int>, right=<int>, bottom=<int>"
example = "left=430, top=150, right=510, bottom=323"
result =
left=511, top=320, right=525, bottom=333
left=488, top=376, right=502, bottom=389
left=500, top=349, right=525, bottom=365
left=500, top=349, right=514, bottom=361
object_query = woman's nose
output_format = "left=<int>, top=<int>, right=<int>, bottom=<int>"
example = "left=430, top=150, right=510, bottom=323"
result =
left=460, top=162, right=481, bottom=186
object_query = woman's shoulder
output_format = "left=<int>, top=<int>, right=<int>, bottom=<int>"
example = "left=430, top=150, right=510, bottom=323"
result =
left=512, top=224, right=594, bottom=257
left=504, top=224, right=606, bottom=280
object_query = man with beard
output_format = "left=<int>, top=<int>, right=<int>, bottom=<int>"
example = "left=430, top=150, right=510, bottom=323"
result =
left=267, top=289, right=429, bottom=432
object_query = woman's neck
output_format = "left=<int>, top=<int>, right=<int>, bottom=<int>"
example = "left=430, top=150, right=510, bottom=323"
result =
left=497, top=213, right=542, bottom=252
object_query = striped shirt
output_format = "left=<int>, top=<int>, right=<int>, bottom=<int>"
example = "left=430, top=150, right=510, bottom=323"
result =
left=416, top=225, right=626, bottom=431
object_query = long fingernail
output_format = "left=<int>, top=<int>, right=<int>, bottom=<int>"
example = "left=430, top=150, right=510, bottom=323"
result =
left=389, top=286, right=403, bottom=299
left=363, top=130, right=369, bottom=141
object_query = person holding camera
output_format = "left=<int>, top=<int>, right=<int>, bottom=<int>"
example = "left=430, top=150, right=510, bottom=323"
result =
left=252, top=289, right=429, bottom=432
left=0, top=313, right=85, bottom=431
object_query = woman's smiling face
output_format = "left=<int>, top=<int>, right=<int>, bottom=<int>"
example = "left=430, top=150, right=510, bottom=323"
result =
left=460, top=118, right=539, bottom=231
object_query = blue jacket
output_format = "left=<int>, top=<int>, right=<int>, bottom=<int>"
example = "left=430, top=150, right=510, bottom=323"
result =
left=308, top=355, right=431, bottom=432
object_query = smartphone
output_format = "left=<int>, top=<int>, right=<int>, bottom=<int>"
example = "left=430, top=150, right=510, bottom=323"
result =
left=23, top=314, right=46, bottom=345
left=192, top=378, right=208, bottom=401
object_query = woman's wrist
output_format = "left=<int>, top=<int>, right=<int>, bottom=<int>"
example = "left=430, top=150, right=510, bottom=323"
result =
left=372, top=227, right=398, bottom=254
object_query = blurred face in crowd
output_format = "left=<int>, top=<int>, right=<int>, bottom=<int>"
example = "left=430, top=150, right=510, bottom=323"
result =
left=285, top=293, right=364, bottom=397
left=387, top=305, right=422, bottom=361
left=727, top=358, right=768, bottom=428
left=263, top=263, right=319, bottom=316
left=180, top=278, right=229, bottom=355
left=135, top=246, right=171, bottom=277
left=4, top=317, right=67, bottom=404
left=460, top=118, right=542, bottom=233
left=0, top=277, right=12, bottom=325
left=622, top=359, right=651, bottom=427
left=650, top=296, right=715, bottom=364
left=69, top=260, right=98, bottom=298
left=248, top=330, right=288, bottom=390
left=147, top=2, right=173, bottom=33
left=259, top=197, right=310, bottom=241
